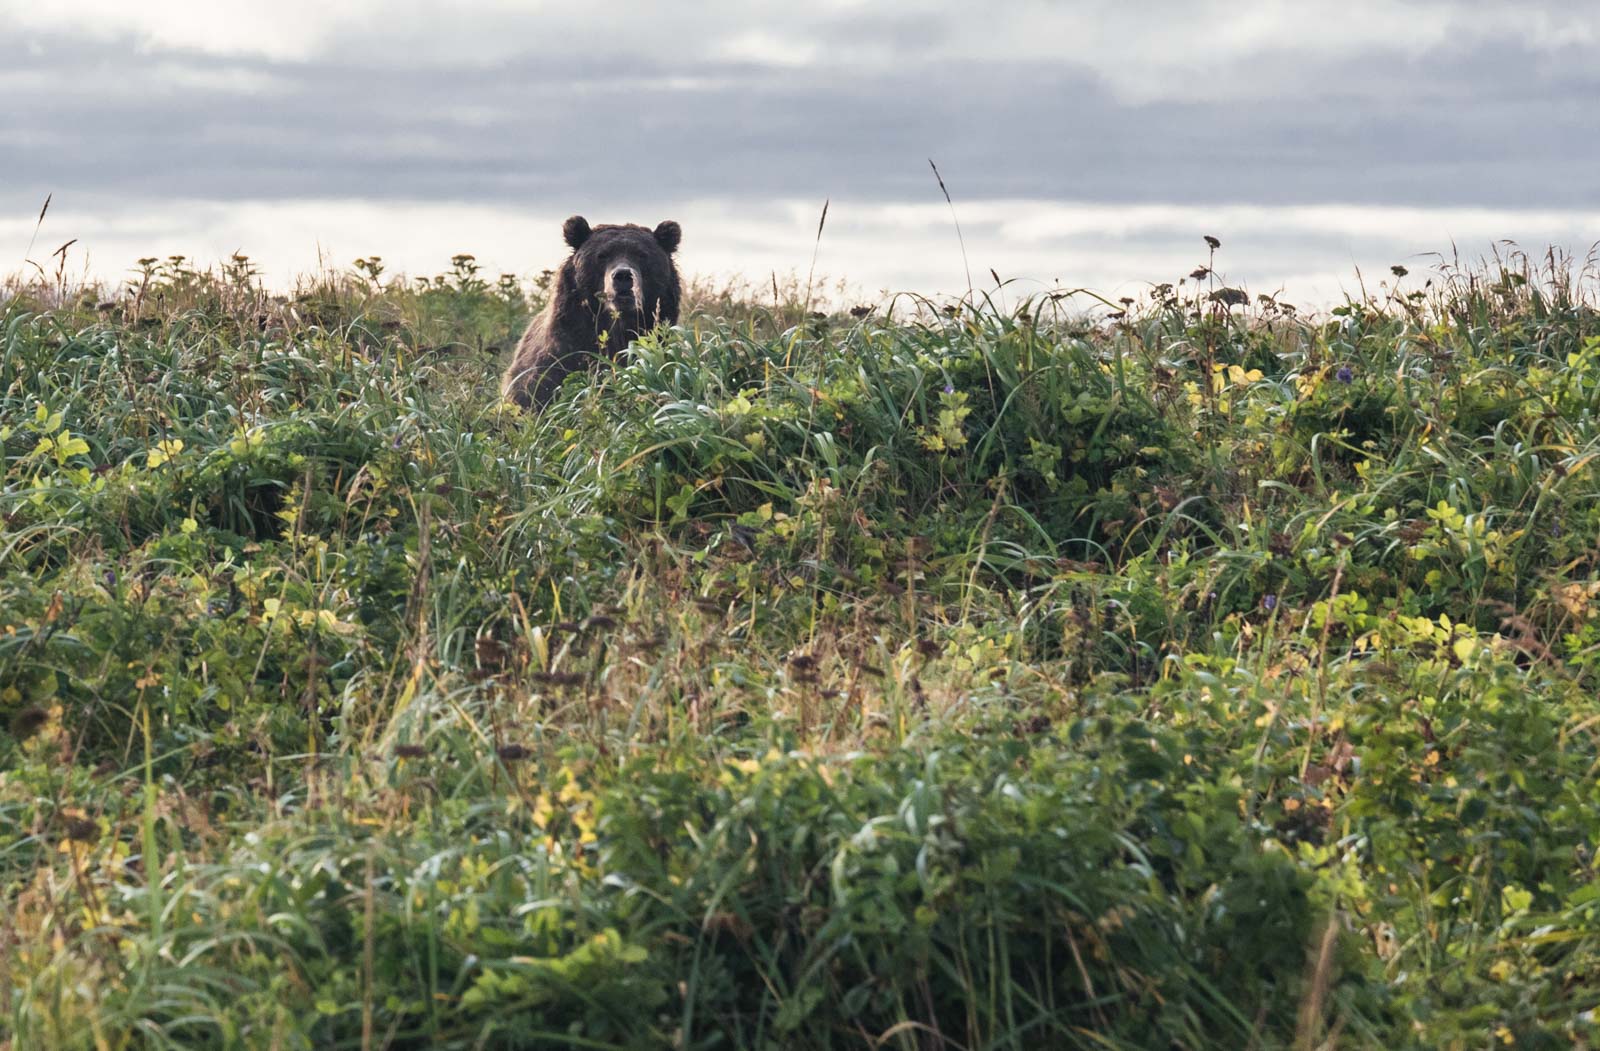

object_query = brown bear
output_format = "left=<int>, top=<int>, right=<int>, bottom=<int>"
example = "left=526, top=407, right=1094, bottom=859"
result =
left=501, top=215, right=683, bottom=408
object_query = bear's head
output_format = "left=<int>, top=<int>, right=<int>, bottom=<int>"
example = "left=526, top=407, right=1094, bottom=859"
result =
left=560, top=215, right=682, bottom=331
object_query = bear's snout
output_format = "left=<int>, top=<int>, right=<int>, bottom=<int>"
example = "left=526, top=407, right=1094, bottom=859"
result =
left=606, top=260, right=640, bottom=309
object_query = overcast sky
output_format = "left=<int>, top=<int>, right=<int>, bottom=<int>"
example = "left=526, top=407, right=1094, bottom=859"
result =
left=4, top=1, right=1599, bottom=303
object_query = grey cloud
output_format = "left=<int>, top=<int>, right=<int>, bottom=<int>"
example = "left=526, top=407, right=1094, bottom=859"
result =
left=3, top=20, right=1600, bottom=222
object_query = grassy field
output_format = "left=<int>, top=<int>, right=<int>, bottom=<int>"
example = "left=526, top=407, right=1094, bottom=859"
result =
left=3, top=247, right=1600, bottom=1049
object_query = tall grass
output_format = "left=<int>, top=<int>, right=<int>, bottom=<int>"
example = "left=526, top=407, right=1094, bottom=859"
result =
left=2, top=246, right=1600, bottom=1048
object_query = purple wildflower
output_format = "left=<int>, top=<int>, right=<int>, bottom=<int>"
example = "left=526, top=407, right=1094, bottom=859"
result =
left=1336, top=365, right=1354, bottom=384
left=1262, top=594, right=1278, bottom=611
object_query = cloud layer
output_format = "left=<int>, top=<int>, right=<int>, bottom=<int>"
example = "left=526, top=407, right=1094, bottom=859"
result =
left=4, top=2, right=1598, bottom=298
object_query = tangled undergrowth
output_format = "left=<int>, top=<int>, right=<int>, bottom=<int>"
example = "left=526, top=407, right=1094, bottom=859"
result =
left=3, top=248, right=1600, bottom=1049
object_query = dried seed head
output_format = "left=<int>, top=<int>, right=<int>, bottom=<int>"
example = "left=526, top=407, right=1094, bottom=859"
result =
left=10, top=706, right=49, bottom=740
left=1018, top=714, right=1052, bottom=735
left=59, top=815, right=98, bottom=843
left=475, top=637, right=506, bottom=666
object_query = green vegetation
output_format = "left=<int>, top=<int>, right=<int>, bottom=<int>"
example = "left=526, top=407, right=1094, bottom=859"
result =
left=3, top=248, right=1600, bottom=1049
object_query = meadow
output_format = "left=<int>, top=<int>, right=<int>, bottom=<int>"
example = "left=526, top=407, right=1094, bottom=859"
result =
left=3, top=245, right=1600, bottom=1049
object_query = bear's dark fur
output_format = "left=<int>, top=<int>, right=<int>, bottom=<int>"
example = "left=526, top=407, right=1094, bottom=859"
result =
left=501, top=215, right=682, bottom=408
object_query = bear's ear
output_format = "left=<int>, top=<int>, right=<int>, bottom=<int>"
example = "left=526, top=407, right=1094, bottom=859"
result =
left=563, top=216, right=591, bottom=250
left=653, top=220, right=681, bottom=255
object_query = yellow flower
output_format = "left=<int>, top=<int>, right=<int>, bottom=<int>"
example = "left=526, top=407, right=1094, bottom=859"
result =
left=147, top=438, right=184, bottom=468
left=572, top=808, right=598, bottom=845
